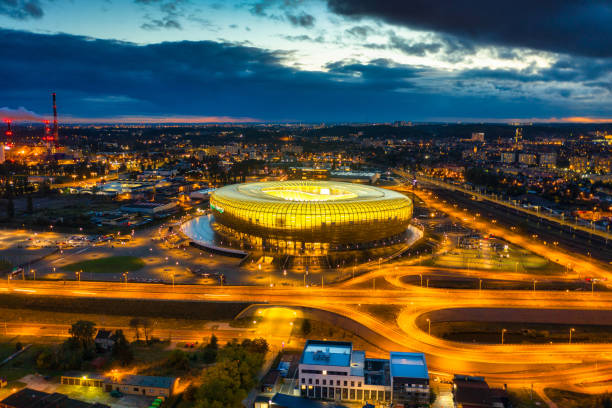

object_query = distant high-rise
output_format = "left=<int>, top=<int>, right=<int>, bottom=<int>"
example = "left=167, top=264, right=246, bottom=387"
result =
left=515, top=127, right=523, bottom=145
left=52, top=92, right=58, bottom=146
left=471, top=132, right=485, bottom=142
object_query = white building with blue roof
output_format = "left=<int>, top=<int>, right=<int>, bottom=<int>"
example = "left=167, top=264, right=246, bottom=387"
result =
left=298, top=340, right=429, bottom=407
left=389, top=352, right=430, bottom=407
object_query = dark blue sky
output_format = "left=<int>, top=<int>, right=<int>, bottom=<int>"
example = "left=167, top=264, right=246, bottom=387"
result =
left=0, top=0, right=610, bottom=123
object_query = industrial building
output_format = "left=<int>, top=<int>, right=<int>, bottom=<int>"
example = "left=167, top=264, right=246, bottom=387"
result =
left=298, top=340, right=429, bottom=407
left=0, top=388, right=109, bottom=408
left=60, top=372, right=179, bottom=397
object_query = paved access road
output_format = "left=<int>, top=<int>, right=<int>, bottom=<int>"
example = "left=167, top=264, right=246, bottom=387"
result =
left=4, top=278, right=612, bottom=394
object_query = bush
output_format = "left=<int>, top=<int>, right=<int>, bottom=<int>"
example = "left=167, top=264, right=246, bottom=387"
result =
left=36, top=348, right=55, bottom=369
left=165, top=350, right=189, bottom=371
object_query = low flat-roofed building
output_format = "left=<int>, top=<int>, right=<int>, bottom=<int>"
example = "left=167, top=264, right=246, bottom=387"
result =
left=61, top=372, right=106, bottom=388
left=120, top=201, right=177, bottom=215
left=389, top=352, right=429, bottom=407
left=255, top=393, right=349, bottom=408
left=62, top=372, right=178, bottom=398
left=105, top=374, right=179, bottom=397
left=453, top=375, right=507, bottom=408
left=298, top=340, right=427, bottom=405
left=0, top=388, right=109, bottom=408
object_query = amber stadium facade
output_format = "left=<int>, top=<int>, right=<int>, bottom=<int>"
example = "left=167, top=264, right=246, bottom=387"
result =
left=209, top=181, right=412, bottom=252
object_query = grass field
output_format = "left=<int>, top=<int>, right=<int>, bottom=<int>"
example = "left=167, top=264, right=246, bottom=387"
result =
left=429, top=321, right=612, bottom=344
left=0, top=259, right=11, bottom=273
left=0, top=294, right=251, bottom=321
left=429, top=245, right=561, bottom=273
left=63, top=256, right=145, bottom=274
left=545, top=388, right=611, bottom=408
left=507, top=388, right=545, bottom=408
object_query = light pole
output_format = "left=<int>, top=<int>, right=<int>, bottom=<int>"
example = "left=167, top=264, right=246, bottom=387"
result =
left=419, top=274, right=423, bottom=287
left=76, top=270, right=81, bottom=285
left=569, top=327, right=575, bottom=344
left=426, top=318, right=431, bottom=336
left=533, top=280, right=537, bottom=293
left=123, top=272, right=128, bottom=287
left=501, top=328, right=507, bottom=345
left=32, top=269, right=35, bottom=281
left=479, top=279, right=482, bottom=292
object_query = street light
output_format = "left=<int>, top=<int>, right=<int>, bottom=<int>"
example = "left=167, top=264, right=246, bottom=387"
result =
left=122, top=272, right=128, bottom=286
left=426, top=318, right=431, bottom=336
left=501, top=328, right=507, bottom=344
left=569, top=328, right=575, bottom=344
left=76, top=270, right=81, bottom=285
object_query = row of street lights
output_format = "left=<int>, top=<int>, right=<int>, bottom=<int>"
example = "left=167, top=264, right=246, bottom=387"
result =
left=425, top=319, right=578, bottom=345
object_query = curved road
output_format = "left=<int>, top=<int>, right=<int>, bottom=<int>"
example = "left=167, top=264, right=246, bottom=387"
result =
left=4, top=279, right=612, bottom=393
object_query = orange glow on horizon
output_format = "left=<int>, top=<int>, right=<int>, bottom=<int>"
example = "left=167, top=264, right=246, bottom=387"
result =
left=59, top=115, right=262, bottom=124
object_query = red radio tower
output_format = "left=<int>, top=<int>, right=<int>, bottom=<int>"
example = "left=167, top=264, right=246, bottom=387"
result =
left=43, top=119, right=51, bottom=144
left=4, top=119, right=13, bottom=146
left=52, top=92, right=58, bottom=145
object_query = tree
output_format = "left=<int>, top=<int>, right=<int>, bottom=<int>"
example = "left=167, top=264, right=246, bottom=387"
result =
left=241, top=338, right=268, bottom=354
left=112, top=330, right=133, bottom=366
left=36, top=347, right=55, bottom=369
left=142, top=318, right=153, bottom=343
left=26, top=195, right=33, bottom=214
left=69, top=320, right=96, bottom=350
left=6, top=198, right=14, bottom=219
left=301, top=319, right=311, bottom=336
left=195, top=360, right=248, bottom=408
left=165, top=349, right=190, bottom=370
left=208, top=334, right=218, bottom=351
left=201, top=334, right=219, bottom=364
left=129, top=318, right=141, bottom=342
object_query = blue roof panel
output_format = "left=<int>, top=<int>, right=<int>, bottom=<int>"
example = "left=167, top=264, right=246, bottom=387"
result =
left=389, top=352, right=428, bottom=380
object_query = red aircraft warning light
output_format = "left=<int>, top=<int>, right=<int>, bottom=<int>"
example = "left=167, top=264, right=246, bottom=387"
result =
left=3, top=119, right=14, bottom=147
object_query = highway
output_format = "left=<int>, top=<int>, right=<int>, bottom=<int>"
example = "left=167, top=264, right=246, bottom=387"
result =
left=5, top=179, right=612, bottom=396
left=426, top=183, right=612, bottom=264
left=4, top=278, right=612, bottom=393
left=416, top=174, right=612, bottom=242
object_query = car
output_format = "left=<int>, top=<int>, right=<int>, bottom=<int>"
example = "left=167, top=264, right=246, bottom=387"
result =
left=110, top=390, right=123, bottom=398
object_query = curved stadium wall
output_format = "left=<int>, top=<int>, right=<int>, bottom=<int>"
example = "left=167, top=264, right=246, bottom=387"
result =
left=209, top=181, right=412, bottom=246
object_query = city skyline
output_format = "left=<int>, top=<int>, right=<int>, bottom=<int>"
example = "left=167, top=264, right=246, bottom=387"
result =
left=0, top=0, right=610, bottom=123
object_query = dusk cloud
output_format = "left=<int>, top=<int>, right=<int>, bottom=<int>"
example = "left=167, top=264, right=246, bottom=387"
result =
left=0, top=29, right=609, bottom=122
left=0, top=0, right=43, bottom=19
left=326, top=0, right=612, bottom=57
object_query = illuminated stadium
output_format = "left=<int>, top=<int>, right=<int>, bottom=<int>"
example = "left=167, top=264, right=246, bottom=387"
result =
left=207, top=180, right=413, bottom=253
